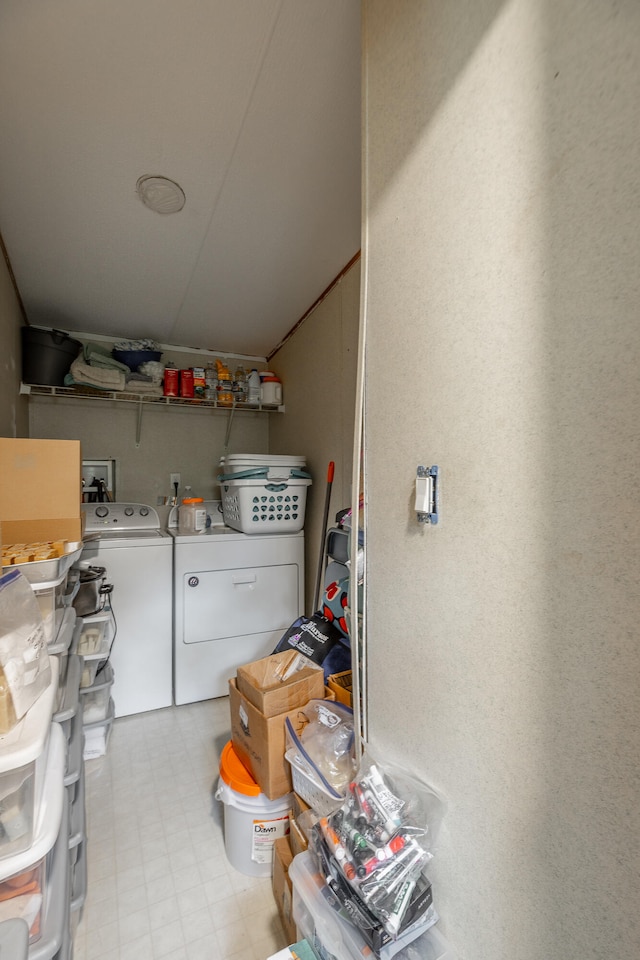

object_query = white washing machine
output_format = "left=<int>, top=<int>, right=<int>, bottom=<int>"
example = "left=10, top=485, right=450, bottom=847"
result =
left=82, top=503, right=173, bottom=717
left=171, top=505, right=304, bottom=704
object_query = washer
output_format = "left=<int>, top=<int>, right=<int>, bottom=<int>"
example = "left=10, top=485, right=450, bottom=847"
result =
left=82, top=503, right=173, bottom=718
left=171, top=504, right=304, bottom=704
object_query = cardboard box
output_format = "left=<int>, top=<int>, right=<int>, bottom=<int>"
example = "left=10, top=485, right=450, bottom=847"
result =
left=272, top=836, right=297, bottom=945
left=327, top=670, right=352, bottom=707
left=237, top=651, right=325, bottom=719
left=0, top=439, right=82, bottom=542
left=229, top=678, right=334, bottom=801
left=229, top=677, right=304, bottom=800
left=288, top=816, right=308, bottom=858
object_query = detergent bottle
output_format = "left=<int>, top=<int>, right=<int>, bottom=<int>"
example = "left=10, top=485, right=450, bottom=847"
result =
left=215, top=360, right=233, bottom=406
left=247, top=369, right=261, bottom=405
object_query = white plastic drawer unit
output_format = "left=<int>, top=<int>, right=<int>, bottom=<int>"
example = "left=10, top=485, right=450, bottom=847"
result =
left=182, top=564, right=300, bottom=644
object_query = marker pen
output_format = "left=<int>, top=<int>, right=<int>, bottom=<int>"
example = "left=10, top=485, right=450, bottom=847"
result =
left=383, top=878, right=416, bottom=936
left=359, top=840, right=424, bottom=900
left=365, top=765, right=405, bottom=822
left=363, top=788, right=399, bottom=836
left=319, top=817, right=352, bottom=866
left=351, top=781, right=374, bottom=819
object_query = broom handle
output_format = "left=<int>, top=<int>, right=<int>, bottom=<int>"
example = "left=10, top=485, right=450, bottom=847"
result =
left=314, top=461, right=335, bottom=612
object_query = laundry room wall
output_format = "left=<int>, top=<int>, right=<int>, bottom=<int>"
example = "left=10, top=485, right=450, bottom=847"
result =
left=362, top=3, right=640, bottom=960
left=0, top=253, right=28, bottom=438
left=269, top=256, right=360, bottom=614
left=28, top=390, right=269, bottom=507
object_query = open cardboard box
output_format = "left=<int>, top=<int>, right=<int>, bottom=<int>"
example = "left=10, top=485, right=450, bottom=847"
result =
left=327, top=669, right=353, bottom=707
left=0, top=439, right=83, bottom=544
left=236, top=650, right=325, bottom=719
left=229, top=677, right=334, bottom=800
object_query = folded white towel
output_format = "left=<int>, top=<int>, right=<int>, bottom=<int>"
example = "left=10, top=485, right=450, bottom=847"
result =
left=70, top=357, right=126, bottom=390
left=122, top=381, right=164, bottom=396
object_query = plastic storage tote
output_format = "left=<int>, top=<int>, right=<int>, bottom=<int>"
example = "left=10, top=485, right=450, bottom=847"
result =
left=30, top=571, right=69, bottom=645
left=83, top=699, right=115, bottom=760
left=80, top=661, right=114, bottom=724
left=0, top=723, right=66, bottom=945
left=289, top=851, right=456, bottom=960
left=0, top=659, right=59, bottom=862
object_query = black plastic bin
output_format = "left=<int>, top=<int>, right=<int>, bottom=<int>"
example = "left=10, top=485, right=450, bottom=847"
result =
left=21, top=327, right=82, bottom=386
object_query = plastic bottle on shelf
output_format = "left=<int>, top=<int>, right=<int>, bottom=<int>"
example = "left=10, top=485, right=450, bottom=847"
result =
left=247, top=369, right=261, bottom=405
left=233, top=365, right=246, bottom=403
left=215, top=360, right=233, bottom=406
left=204, top=362, right=217, bottom=400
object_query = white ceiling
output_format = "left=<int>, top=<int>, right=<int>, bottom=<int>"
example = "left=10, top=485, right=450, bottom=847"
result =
left=0, top=0, right=361, bottom=358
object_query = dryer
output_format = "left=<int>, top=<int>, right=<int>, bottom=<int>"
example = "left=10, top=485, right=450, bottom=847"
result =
left=171, top=511, right=304, bottom=704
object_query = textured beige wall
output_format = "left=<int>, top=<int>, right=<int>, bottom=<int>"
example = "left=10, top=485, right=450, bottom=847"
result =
left=363, top=2, right=640, bottom=959
left=269, top=259, right=360, bottom=613
left=28, top=394, right=269, bottom=507
left=0, top=252, right=28, bottom=437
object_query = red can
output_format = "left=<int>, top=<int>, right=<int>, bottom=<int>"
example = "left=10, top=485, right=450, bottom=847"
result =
left=179, top=368, right=194, bottom=398
left=163, top=367, right=178, bottom=396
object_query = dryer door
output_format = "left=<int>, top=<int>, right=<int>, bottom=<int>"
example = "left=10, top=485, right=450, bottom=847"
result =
left=182, top=563, right=299, bottom=643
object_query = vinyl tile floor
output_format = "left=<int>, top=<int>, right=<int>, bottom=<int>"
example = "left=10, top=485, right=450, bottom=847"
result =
left=73, top=697, right=289, bottom=960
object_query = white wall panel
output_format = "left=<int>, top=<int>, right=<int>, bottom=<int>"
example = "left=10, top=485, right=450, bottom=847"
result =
left=363, top=2, right=640, bottom=958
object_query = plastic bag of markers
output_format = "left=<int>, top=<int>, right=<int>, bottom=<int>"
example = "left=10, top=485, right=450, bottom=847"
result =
left=321, top=748, right=446, bottom=939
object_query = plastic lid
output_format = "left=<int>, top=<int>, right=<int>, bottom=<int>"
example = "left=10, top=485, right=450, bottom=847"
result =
left=219, top=741, right=261, bottom=796
left=221, top=454, right=305, bottom=465
left=182, top=498, right=204, bottom=504
left=261, top=376, right=280, bottom=383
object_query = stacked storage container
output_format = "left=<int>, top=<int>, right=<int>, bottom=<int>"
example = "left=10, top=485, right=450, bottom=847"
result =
left=77, top=612, right=115, bottom=760
left=218, top=454, right=312, bottom=534
left=0, top=437, right=87, bottom=959
left=0, top=660, right=69, bottom=958
left=71, top=559, right=116, bottom=759
left=17, top=549, right=90, bottom=957
left=54, top=626, right=87, bottom=944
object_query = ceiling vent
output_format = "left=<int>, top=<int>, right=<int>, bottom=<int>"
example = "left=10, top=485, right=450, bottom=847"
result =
left=136, top=175, right=186, bottom=214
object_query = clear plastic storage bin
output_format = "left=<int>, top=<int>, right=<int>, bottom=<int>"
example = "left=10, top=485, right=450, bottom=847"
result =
left=0, top=723, right=66, bottom=945
left=79, top=611, right=114, bottom=688
left=76, top=611, right=112, bottom=657
left=83, top=699, right=115, bottom=760
left=0, top=660, right=59, bottom=862
left=289, top=851, right=456, bottom=960
left=80, top=661, right=114, bottom=724
left=31, top=572, right=68, bottom=645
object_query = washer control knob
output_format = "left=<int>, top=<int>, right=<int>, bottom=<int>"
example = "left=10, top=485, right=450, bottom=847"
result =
left=139, top=506, right=149, bottom=517
left=95, top=506, right=109, bottom=518
left=124, top=507, right=134, bottom=517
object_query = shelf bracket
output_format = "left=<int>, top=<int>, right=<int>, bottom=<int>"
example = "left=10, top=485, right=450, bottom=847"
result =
left=135, top=401, right=144, bottom=448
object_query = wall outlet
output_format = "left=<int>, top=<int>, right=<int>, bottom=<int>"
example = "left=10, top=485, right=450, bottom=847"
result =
left=170, top=473, right=180, bottom=487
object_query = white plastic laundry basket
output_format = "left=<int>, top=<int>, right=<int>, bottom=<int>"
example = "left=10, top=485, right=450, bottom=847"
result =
left=215, top=742, right=291, bottom=877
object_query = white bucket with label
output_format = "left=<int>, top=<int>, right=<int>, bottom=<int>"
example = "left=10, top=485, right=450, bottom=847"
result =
left=215, top=741, right=291, bottom=877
